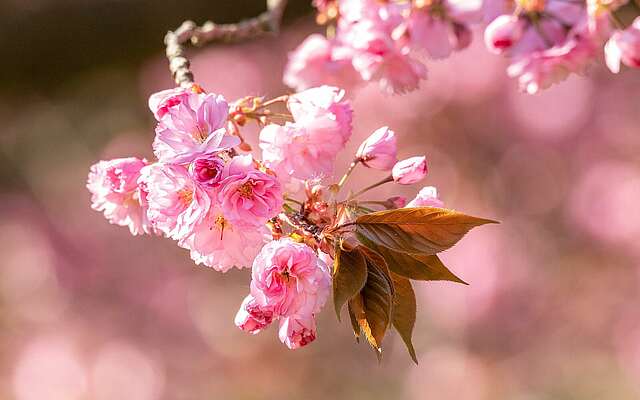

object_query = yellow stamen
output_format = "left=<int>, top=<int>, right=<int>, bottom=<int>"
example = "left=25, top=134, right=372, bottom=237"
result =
left=178, top=189, right=193, bottom=205
left=215, top=215, right=227, bottom=240
left=517, top=0, right=545, bottom=13
left=238, top=181, right=255, bottom=198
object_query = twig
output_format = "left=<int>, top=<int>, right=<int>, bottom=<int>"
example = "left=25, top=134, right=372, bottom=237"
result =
left=336, top=158, right=361, bottom=191
left=347, top=176, right=394, bottom=201
left=164, top=0, right=288, bottom=86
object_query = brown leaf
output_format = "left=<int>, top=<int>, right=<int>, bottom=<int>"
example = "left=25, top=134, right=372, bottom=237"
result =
left=347, top=249, right=394, bottom=356
left=390, top=273, right=418, bottom=364
left=357, top=234, right=467, bottom=284
left=333, top=243, right=368, bottom=321
left=356, top=207, right=497, bottom=255
left=360, top=246, right=396, bottom=283
left=347, top=302, right=360, bottom=342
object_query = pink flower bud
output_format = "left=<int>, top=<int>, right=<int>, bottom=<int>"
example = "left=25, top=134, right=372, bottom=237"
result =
left=356, top=126, right=398, bottom=170
left=484, top=15, right=525, bottom=54
left=387, top=196, right=407, bottom=208
left=235, top=295, right=274, bottom=334
left=406, top=186, right=444, bottom=208
left=278, top=315, right=317, bottom=349
left=605, top=17, right=640, bottom=73
left=392, top=156, right=427, bottom=185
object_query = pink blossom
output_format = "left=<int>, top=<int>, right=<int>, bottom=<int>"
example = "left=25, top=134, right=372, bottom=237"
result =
left=149, top=86, right=228, bottom=132
left=260, top=89, right=352, bottom=181
left=189, top=155, right=225, bottom=187
left=344, top=18, right=427, bottom=94
left=484, top=15, right=526, bottom=54
left=605, top=17, right=640, bottom=73
left=149, top=87, right=239, bottom=163
left=507, top=28, right=596, bottom=94
left=283, top=34, right=361, bottom=92
left=287, top=85, right=353, bottom=146
left=484, top=1, right=585, bottom=56
left=407, top=186, right=444, bottom=208
left=178, top=207, right=268, bottom=272
left=484, top=0, right=598, bottom=92
left=217, top=155, right=283, bottom=227
left=278, top=315, right=317, bottom=349
left=259, top=123, right=330, bottom=180
left=372, top=52, right=428, bottom=95
left=250, top=238, right=330, bottom=318
left=87, top=157, right=154, bottom=235
left=356, top=126, right=397, bottom=170
left=235, top=295, right=274, bottom=334
left=141, top=163, right=210, bottom=240
left=407, top=0, right=482, bottom=59
left=319, top=0, right=431, bottom=94
left=260, top=123, right=324, bottom=179
left=387, top=195, right=407, bottom=208
left=517, top=19, right=569, bottom=55
left=392, top=156, right=428, bottom=185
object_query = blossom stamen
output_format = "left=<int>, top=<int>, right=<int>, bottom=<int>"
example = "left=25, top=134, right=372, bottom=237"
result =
left=178, top=189, right=194, bottom=205
left=238, top=180, right=255, bottom=198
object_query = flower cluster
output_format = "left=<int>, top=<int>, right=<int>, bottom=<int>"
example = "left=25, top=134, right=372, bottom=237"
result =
left=284, top=0, right=482, bottom=94
left=88, top=81, right=453, bottom=351
left=484, top=0, right=600, bottom=93
left=284, top=0, right=640, bottom=95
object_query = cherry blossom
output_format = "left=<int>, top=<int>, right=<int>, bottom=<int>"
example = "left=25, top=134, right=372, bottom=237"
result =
left=217, top=155, right=284, bottom=227
left=87, top=157, right=154, bottom=235
left=141, top=163, right=210, bottom=240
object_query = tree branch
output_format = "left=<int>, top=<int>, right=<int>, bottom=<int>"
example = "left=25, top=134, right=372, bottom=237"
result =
left=164, top=0, right=288, bottom=87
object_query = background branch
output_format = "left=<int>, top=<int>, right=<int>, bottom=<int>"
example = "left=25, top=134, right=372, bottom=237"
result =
left=164, top=0, right=288, bottom=86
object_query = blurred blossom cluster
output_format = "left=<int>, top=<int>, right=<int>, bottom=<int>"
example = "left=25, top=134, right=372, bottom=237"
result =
left=2, top=1, right=640, bottom=399
left=284, top=0, right=640, bottom=94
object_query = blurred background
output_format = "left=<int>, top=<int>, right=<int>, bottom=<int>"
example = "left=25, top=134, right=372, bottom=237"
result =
left=2, top=1, right=640, bottom=399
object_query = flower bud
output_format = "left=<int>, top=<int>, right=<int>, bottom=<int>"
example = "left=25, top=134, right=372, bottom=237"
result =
left=279, top=315, right=317, bottom=349
left=605, top=17, right=640, bottom=73
left=387, top=196, right=407, bottom=208
left=235, top=295, right=274, bottom=334
left=392, top=156, right=427, bottom=185
left=356, top=126, right=398, bottom=170
left=484, top=15, right=525, bottom=54
left=406, top=186, right=444, bottom=208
